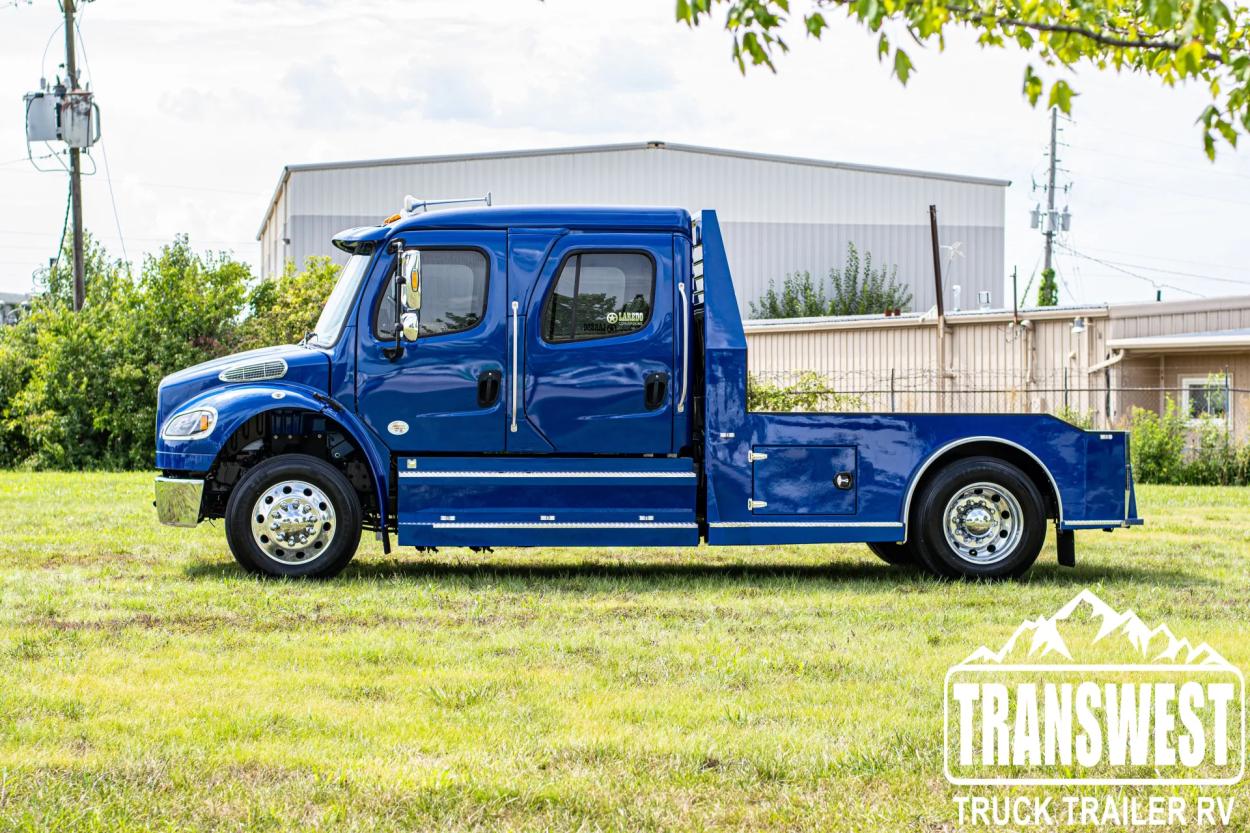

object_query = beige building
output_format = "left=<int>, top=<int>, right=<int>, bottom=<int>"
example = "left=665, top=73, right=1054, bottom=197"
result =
left=744, top=294, right=1250, bottom=437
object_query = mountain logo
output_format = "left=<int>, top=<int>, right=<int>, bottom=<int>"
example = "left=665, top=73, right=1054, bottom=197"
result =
left=944, top=589, right=1245, bottom=785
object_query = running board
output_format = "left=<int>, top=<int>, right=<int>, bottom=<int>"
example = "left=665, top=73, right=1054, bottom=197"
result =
left=395, top=456, right=699, bottom=548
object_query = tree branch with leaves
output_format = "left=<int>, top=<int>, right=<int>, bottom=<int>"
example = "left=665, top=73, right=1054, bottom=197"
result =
left=675, top=0, right=1250, bottom=157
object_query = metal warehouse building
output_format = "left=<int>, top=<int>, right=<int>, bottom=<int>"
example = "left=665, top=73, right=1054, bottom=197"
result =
left=257, top=142, right=1008, bottom=315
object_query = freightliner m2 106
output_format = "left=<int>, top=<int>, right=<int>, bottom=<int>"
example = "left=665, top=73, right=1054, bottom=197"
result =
left=154, top=206, right=1142, bottom=578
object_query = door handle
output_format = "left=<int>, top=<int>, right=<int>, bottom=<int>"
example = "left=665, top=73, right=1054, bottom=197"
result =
left=477, top=370, right=502, bottom=408
left=677, top=281, right=688, bottom=414
left=510, top=300, right=519, bottom=433
left=644, top=371, right=669, bottom=411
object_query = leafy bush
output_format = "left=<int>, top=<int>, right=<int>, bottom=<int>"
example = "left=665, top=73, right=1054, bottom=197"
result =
left=0, top=236, right=339, bottom=470
left=750, top=243, right=911, bottom=319
left=1129, top=397, right=1250, bottom=485
left=1052, top=405, right=1094, bottom=429
left=1129, top=399, right=1188, bottom=485
left=747, top=372, right=865, bottom=412
left=235, top=256, right=340, bottom=351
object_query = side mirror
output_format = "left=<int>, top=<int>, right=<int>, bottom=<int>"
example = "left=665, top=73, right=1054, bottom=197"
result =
left=399, top=311, right=420, bottom=341
left=400, top=250, right=421, bottom=310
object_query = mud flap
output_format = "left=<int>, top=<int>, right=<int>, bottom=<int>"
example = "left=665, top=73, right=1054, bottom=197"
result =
left=1056, top=528, right=1075, bottom=568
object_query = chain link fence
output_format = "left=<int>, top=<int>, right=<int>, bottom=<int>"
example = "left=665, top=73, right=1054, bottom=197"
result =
left=749, top=368, right=1247, bottom=434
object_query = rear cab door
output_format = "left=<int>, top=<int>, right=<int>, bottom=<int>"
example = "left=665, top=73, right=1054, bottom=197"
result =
left=515, top=233, right=677, bottom=454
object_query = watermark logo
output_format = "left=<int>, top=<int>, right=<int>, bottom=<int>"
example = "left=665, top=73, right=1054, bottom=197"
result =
left=944, top=589, right=1245, bottom=786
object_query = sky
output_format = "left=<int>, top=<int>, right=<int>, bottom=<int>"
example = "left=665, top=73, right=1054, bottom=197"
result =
left=2, top=0, right=1249, bottom=307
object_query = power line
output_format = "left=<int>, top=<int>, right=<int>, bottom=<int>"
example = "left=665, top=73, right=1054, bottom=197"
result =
left=73, top=17, right=128, bottom=268
left=1058, top=243, right=1205, bottom=299
left=50, top=178, right=72, bottom=277
left=1076, top=244, right=1250, bottom=275
left=1073, top=170, right=1250, bottom=208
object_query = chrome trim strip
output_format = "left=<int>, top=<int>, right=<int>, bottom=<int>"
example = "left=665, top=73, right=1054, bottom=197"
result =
left=398, top=470, right=696, bottom=479
left=1064, top=520, right=1129, bottom=527
left=710, top=521, right=902, bottom=528
left=400, top=522, right=699, bottom=529
left=899, top=436, right=1065, bottom=544
left=510, top=300, right=519, bottom=433
left=677, top=281, right=688, bottom=414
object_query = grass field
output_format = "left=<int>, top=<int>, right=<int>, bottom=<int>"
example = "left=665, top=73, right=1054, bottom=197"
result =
left=0, top=472, right=1248, bottom=832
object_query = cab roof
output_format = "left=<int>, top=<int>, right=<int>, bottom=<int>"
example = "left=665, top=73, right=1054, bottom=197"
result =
left=332, top=205, right=693, bottom=252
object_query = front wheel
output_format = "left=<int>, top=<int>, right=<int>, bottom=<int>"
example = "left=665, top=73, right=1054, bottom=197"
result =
left=225, top=454, right=362, bottom=578
left=912, top=457, right=1046, bottom=580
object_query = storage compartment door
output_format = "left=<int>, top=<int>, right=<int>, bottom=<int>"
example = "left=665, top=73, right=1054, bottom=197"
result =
left=751, top=445, right=857, bottom=515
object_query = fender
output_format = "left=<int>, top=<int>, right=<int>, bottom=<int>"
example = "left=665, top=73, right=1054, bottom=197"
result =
left=156, top=382, right=391, bottom=537
left=898, top=435, right=1065, bottom=543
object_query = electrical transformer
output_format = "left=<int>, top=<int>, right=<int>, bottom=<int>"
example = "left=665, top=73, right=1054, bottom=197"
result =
left=60, top=90, right=98, bottom=148
left=22, top=87, right=98, bottom=148
left=23, top=90, right=60, bottom=142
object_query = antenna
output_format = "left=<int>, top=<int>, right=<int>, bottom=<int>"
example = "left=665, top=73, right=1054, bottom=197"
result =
left=402, top=192, right=492, bottom=215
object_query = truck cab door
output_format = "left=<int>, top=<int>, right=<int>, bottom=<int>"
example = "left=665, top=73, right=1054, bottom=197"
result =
left=356, top=231, right=508, bottom=452
left=515, top=233, right=676, bottom=454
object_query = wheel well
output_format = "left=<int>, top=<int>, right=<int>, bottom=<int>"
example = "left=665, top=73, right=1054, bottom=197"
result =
left=199, top=409, right=379, bottom=526
left=905, top=440, right=1061, bottom=523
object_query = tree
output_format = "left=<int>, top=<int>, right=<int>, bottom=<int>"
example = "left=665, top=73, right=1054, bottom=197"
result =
left=0, top=235, right=249, bottom=469
left=751, top=270, right=827, bottom=318
left=828, top=243, right=911, bottom=315
left=1037, top=267, right=1059, bottom=306
left=235, top=256, right=341, bottom=351
left=675, top=0, right=1250, bottom=157
left=750, top=243, right=911, bottom=318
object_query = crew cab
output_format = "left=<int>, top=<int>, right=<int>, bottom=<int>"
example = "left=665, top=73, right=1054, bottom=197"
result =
left=154, top=205, right=1141, bottom=579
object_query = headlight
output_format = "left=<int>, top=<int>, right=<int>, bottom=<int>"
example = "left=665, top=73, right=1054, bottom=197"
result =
left=161, top=407, right=217, bottom=441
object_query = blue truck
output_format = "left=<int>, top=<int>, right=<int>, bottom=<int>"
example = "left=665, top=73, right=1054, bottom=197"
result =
left=154, top=205, right=1141, bottom=579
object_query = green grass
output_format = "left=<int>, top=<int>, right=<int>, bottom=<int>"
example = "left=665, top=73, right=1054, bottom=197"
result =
left=0, top=472, right=1248, bottom=831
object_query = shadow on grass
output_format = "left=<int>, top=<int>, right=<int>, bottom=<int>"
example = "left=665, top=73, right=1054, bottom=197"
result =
left=183, top=555, right=1208, bottom=589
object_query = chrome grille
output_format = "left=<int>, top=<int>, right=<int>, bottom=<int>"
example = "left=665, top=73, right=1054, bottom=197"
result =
left=218, top=359, right=287, bottom=382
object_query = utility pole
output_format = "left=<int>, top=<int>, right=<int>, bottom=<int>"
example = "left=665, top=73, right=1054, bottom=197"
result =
left=929, top=205, right=947, bottom=409
left=63, top=0, right=85, bottom=311
left=1042, top=106, right=1058, bottom=276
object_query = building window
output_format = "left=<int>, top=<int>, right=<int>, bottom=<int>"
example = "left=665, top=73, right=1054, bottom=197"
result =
left=1180, top=374, right=1230, bottom=422
left=542, top=252, right=654, bottom=343
left=376, top=249, right=489, bottom=339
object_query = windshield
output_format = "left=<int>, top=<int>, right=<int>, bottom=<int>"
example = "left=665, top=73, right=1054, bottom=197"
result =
left=308, top=254, right=371, bottom=347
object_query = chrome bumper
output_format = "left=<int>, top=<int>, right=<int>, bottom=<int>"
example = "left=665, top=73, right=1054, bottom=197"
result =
left=154, top=476, right=204, bottom=527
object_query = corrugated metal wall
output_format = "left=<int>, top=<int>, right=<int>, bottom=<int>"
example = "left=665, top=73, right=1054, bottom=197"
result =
left=259, top=144, right=1006, bottom=314
left=746, top=309, right=1110, bottom=417
left=744, top=295, right=1250, bottom=432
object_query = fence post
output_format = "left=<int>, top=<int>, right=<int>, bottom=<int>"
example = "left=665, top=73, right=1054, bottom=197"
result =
left=1226, top=367, right=1233, bottom=440
left=1063, top=366, right=1069, bottom=412
left=1105, top=367, right=1112, bottom=429
left=890, top=368, right=896, bottom=412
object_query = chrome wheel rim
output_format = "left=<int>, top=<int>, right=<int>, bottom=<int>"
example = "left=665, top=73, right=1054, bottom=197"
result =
left=942, top=481, right=1023, bottom=565
left=250, top=480, right=336, bottom=565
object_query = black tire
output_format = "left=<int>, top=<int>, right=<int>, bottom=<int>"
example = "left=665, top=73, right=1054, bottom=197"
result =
left=911, top=457, right=1046, bottom=580
left=867, top=541, right=919, bottom=567
left=225, top=454, right=362, bottom=578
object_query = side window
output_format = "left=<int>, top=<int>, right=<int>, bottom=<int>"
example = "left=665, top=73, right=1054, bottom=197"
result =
left=541, top=252, right=654, bottom=343
left=376, top=249, right=489, bottom=338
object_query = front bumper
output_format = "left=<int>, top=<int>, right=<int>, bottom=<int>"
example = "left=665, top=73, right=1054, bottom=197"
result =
left=155, top=477, right=204, bottom=527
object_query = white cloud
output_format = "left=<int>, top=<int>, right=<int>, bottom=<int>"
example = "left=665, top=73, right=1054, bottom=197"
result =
left=0, top=0, right=1247, bottom=304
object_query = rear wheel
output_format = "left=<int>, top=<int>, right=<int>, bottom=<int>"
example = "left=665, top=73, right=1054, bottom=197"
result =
left=867, top=541, right=918, bottom=567
left=225, top=454, right=361, bottom=578
left=912, top=457, right=1045, bottom=580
